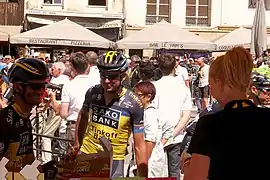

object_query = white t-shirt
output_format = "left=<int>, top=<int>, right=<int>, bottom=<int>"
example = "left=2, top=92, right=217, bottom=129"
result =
left=61, top=75, right=94, bottom=121
left=88, top=66, right=100, bottom=86
left=153, top=75, right=192, bottom=146
left=175, top=65, right=189, bottom=85
left=198, top=64, right=210, bottom=87
left=50, top=74, right=70, bottom=85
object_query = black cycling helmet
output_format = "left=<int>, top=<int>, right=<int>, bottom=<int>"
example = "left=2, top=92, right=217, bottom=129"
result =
left=251, top=70, right=270, bottom=91
left=97, top=51, right=128, bottom=73
left=8, top=58, right=49, bottom=83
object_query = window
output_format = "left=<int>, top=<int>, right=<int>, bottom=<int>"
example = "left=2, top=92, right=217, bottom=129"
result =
left=146, top=0, right=171, bottom=25
left=88, top=0, right=106, bottom=6
left=44, top=0, right=62, bottom=4
left=248, top=0, right=270, bottom=10
left=186, top=0, right=211, bottom=26
left=0, top=0, right=18, bottom=2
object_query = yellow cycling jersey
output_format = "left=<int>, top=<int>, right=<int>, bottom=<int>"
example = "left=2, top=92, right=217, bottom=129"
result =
left=80, top=85, right=144, bottom=160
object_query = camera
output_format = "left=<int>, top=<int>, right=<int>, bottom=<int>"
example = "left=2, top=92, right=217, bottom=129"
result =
left=47, top=83, right=63, bottom=101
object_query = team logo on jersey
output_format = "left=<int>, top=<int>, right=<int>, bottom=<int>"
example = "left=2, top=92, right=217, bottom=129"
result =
left=92, top=105, right=121, bottom=129
left=17, top=132, right=31, bottom=156
left=128, top=92, right=143, bottom=108
left=97, top=94, right=102, bottom=100
left=19, top=119, right=24, bottom=127
left=6, top=109, right=13, bottom=124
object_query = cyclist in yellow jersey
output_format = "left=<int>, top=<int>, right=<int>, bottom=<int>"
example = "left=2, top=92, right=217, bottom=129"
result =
left=76, top=51, right=148, bottom=178
left=0, top=58, right=49, bottom=172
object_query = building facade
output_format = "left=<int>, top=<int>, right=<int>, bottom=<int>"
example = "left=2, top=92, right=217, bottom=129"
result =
left=24, top=0, right=125, bottom=41
left=125, top=0, right=270, bottom=41
left=0, top=0, right=24, bottom=55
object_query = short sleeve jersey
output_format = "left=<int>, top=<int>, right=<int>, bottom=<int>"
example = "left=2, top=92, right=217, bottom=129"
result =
left=187, top=100, right=270, bottom=180
left=80, top=85, right=144, bottom=160
left=0, top=103, right=33, bottom=169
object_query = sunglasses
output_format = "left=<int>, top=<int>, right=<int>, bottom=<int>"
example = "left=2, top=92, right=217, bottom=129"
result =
left=18, top=82, right=48, bottom=90
left=100, top=74, right=121, bottom=80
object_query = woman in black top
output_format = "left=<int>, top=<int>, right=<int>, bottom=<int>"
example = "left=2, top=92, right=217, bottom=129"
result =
left=184, top=47, right=270, bottom=180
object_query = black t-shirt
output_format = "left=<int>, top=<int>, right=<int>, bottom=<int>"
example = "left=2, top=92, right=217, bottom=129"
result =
left=0, top=103, right=33, bottom=169
left=187, top=100, right=270, bottom=180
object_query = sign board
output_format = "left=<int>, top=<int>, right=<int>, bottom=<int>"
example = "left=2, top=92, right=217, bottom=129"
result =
left=148, top=42, right=184, bottom=49
left=27, top=16, right=122, bottom=29
left=56, top=136, right=113, bottom=179
left=26, top=9, right=124, bottom=19
left=114, top=178, right=177, bottom=180
left=0, top=158, right=44, bottom=180
left=215, top=44, right=250, bottom=51
left=1, top=136, right=112, bottom=180
left=28, top=38, right=93, bottom=47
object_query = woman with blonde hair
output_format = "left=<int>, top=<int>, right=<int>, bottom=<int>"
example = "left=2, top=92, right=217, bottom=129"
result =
left=184, top=47, right=270, bottom=180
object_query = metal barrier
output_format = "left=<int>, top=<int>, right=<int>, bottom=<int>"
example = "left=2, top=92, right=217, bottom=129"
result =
left=31, top=105, right=73, bottom=162
left=33, top=133, right=73, bottom=161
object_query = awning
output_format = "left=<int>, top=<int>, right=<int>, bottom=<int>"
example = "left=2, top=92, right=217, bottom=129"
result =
left=27, top=16, right=122, bottom=29
left=10, top=18, right=114, bottom=48
left=0, top=26, right=22, bottom=41
left=117, top=20, right=216, bottom=50
left=213, top=27, right=252, bottom=51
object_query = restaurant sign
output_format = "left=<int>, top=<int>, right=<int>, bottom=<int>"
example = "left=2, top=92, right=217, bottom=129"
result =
left=148, top=42, right=184, bottom=49
left=28, top=38, right=92, bottom=47
left=215, top=44, right=248, bottom=51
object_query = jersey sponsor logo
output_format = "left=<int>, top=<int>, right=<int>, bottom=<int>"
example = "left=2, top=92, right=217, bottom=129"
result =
left=92, top=105, right=121, bottom=129
left=6, top=109, right=13, bottom=124
left=123, top=101, right=134, bottom=108
left=17, top=132, right=31, bottom=156
left=118, top=96, right=125, bottom=106
left=206, top=104, right=213, bottom=112
left=19, top=119, right=24, bottom=127
left=97, top=94, right=102, bottom=100
left=128, top=92, right=143, bottom=108
left=15, top=121, right=20, bottom=128
left=89, top=125, right=118, bottom=142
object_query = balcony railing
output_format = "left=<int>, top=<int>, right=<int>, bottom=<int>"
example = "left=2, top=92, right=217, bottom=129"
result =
left=185, top=17, right=210, bottom=27
left=145, top=15, right=170, bottom=25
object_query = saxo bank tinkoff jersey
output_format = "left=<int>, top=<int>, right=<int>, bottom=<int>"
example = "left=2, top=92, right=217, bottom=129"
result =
left=80, top=85, right=144, bottom=160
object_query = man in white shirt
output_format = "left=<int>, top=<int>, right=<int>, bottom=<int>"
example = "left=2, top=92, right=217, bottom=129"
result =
left=60, top=52, right=93, bottom=146
left=4, top=55, right=13, bottom=69
left=196, top=57, right=210, bottom=110
left=50, top=62, right=70, bottom=85
left=42, top=61, right=70, bottom=163
left=174, top=56, right=189, bottom=87
left=153, top=54, right=192, bottom=180
left=86, top=51, right=100, bottom=86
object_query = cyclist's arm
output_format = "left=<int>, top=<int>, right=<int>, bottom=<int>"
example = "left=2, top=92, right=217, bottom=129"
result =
left=131, top=102, right=148, bottom=177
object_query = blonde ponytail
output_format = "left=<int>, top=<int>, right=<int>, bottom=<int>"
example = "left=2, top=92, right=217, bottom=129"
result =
left=210, top=47, right=253, bottom=91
